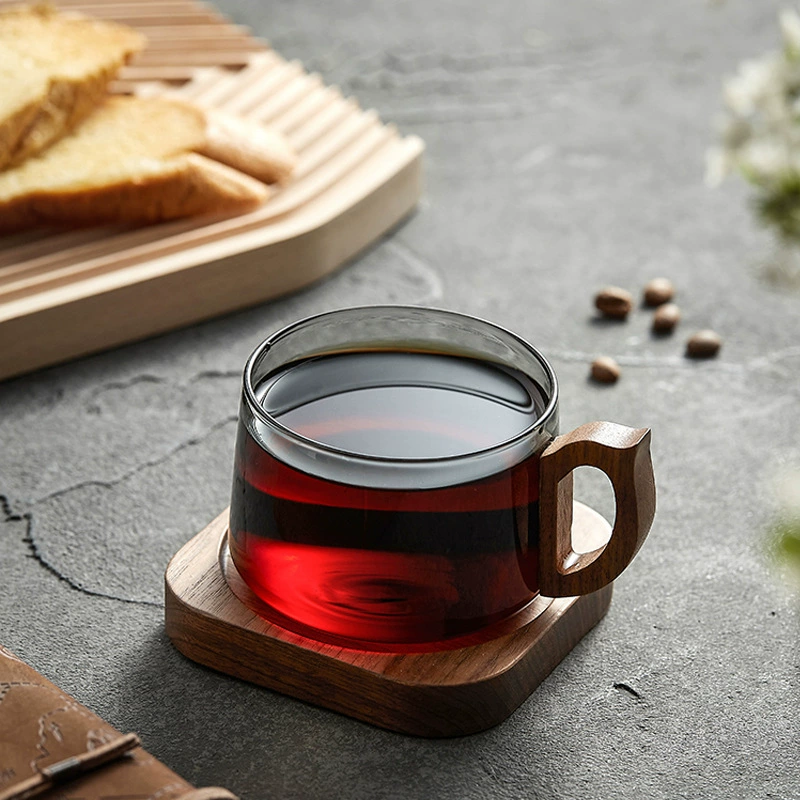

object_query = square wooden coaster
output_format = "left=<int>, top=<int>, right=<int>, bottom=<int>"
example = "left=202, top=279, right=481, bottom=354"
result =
left=165, top=504, right=613, bottom=737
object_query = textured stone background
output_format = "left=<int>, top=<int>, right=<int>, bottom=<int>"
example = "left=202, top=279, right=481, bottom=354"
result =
left=1, top=1, right=798, bottom=798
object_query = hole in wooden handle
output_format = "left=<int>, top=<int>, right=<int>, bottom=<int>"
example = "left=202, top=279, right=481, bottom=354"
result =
left=538, top=421, right=656, bottom=597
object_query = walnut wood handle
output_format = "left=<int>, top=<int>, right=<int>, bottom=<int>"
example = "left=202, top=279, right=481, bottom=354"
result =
left=538, top=421, right=655, bottom=597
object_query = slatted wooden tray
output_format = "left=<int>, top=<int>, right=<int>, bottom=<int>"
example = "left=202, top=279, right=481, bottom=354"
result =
left=0, top=0, right=424, bottom=381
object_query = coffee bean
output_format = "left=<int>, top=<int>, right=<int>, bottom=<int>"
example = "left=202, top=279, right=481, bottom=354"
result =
left=643, top=278, right=675, bottom=307
left=590, top=356, right=621, bottom=383
left=686, top=330, right=722, bottom=358
left=652, top=303, right=681, bottom=333
left=595, top=287, right=633, bottom=319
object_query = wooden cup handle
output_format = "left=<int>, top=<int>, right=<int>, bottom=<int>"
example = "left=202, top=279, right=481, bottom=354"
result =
left=538, top=421, right=655, bottom=597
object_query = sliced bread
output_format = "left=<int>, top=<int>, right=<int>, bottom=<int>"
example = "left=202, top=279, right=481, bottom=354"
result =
left=201, top=109, right=298, bottom=184
left=0, top=96, right=270, bottom=229
left=0, top=3, right=145, bottom=170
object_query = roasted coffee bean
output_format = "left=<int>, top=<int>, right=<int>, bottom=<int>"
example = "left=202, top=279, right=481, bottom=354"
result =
left=652, top=303, right=681, bottom=333
left=595, top=287, right=633, bottom=319
left=590, top=356, right=621, bottom=383
left=643, top=278, right=675, bottom=307
left=686, top=330, right=722, bottom=358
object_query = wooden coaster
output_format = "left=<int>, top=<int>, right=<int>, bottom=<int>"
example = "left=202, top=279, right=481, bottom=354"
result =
left=165, top=503, right=614, bottom=737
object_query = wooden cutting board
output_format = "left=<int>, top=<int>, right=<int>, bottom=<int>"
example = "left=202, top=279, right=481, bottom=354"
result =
left=0, top=0, right=424, bottom=381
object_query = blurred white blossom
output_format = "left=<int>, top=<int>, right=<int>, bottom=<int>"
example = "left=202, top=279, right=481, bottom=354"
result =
left=709, top=6, right=800, bottom=241
left=780, top=8, right=800, bottom=56
left=705, top=146, right=731, bottom=187
left=722, top=58, right=778, bottom=117
left=776, top=468, right=800, bottom=515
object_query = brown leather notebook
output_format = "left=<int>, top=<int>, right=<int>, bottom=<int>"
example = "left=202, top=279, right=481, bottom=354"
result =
left=0, top=644, right=237, bottom=800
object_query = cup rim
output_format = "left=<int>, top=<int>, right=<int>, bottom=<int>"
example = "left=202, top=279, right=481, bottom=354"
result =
left=242, top=305, right=559, bottom=465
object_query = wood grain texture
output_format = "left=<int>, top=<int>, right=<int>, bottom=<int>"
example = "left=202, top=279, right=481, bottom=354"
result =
left=0, top=0, right=424, bottom=381
left=164, top=504, right=614, bottom=738
left=538, top=422, right=656, bottom=597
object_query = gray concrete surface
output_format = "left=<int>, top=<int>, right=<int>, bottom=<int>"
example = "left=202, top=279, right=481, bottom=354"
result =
left=1, top=1, right=798, bottom=798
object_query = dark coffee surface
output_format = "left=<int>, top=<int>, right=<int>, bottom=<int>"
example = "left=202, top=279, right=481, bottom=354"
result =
left=0, top=2, right=797, bottom=799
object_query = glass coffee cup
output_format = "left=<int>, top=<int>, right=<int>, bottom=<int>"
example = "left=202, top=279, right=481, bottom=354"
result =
left=228, top=306, right=655, bottom=647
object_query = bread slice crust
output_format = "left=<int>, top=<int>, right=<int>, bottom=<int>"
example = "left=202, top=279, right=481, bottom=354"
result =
left=0, top=152, right=269, bottom=229
left=200, top=110, right=298, bottom=185
left=0, top=96, right=271, bottom=230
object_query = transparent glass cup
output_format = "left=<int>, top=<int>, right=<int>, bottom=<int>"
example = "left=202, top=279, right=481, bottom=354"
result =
left=229, top=306, right=655, bottom=647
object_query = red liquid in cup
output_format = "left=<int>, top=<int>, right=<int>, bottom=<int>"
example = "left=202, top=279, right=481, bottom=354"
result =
left=229, top=351, right=547, bottom=646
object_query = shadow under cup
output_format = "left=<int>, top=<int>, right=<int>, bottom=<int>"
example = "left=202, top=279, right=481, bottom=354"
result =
left=228, top=306, right=562, bottom=647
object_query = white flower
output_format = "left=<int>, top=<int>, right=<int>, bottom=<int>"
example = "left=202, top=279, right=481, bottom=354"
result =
left=711, top=6, right=800, bottom=199
left=705, top=147, right=732, bottom=186
left=724, top=57, right=780, bottom=116
left=780, top=9, right=800, bottom=57
left=776, top=469, right=800, bottom=516
left=739, top=139, right=789, bottom=184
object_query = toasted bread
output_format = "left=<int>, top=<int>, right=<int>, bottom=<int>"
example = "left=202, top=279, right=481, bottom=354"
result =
left=0, top=3, right=144, bottom=170
left=200, top=109, right=298, bottom=184
left=0, top=96, right=269, bottom=229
